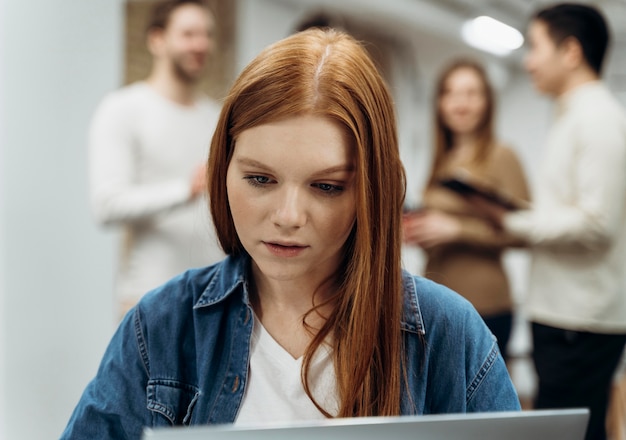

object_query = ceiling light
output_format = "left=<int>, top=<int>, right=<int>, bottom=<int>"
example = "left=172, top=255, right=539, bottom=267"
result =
left=461, top=16, right=524, bottom=56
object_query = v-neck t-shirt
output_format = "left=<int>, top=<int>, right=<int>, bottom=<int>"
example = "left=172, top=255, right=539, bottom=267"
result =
left=234, top=315, right=339, bottom=425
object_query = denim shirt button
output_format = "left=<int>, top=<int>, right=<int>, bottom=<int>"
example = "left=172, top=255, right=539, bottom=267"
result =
left=232, top=375, right=240, bottom=393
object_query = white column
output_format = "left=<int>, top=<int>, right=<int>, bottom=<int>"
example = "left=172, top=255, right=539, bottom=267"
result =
left=0, top=0, right=123, bottom=438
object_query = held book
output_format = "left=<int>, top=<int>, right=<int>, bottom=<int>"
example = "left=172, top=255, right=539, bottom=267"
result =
left=438, top=170, right=529, bottom=211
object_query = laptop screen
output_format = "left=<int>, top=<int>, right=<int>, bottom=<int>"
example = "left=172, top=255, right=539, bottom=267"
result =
left=142, top=409, right=589, bottom=440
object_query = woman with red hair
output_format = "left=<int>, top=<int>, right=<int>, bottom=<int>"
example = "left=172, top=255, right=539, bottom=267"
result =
left=62, top=29, right=520, bottom=439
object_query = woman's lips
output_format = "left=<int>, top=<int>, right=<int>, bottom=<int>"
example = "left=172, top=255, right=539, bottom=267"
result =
left=264, top=242, right=308, bottom=257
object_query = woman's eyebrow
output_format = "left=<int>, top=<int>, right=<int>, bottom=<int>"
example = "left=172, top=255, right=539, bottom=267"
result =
left=310, top=164, right=356, bottom=177
left=234, top=157, right=273, bottom=171
left=235, top=156, right=355, bottom=177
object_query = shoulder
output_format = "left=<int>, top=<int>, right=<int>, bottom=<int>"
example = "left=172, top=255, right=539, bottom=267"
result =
left=585, top=83, right=623, bottom=108
left=402, top=273, right=520, bottom=412
left=570, top=85, right=626, bottom=153
left=402, top=273, right=483, bottom=335
left=573, top=83, right=626, bottom=124
left=488, top=144, right=522, bottom=168
left=135, top=255, right=247, bottom=322
left=93, top=82, right=152, bottom=118
left=406, top=273, right=471, bottom=309
left=105, top=82, right=150, bottom=103
left=135, top=257, right=234, bottom=321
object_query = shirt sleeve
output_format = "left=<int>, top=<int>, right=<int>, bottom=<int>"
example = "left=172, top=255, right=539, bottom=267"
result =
left=60, top=310, right=151, bottom=439
left=88, top=93, right=192, bottom=226
left=456, top=217, right=526, bottom=249
left=465, top=337, right=521, bottom=412
left=503, top=112, right=626, bottom=252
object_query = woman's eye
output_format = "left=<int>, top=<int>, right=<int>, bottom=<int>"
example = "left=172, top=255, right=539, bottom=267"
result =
left=314, top=183, right=344, bottom=195
left=244, top=175, right=271, bottom=187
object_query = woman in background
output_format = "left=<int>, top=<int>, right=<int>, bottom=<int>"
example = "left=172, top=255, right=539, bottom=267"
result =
left=403, top=59, right=530, bottom=360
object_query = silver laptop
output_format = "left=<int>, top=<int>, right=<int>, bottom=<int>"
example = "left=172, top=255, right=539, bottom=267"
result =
left=142, top=408, right=589, bottom=440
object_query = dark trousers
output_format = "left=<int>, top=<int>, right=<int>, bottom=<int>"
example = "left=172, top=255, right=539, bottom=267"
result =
left=483, top=312, right=512, bottom=361
left=532, top=322, right=626, bottom=440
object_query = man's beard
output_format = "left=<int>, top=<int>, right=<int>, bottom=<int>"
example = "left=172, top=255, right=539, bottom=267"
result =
left=171, top=55, right=205, bottom=85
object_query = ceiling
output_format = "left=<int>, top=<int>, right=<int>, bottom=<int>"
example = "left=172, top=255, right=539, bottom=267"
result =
left=283, top=0, right=626, bottom=89
left=417, top=0, right=626, bottom=89
left=424, top=0, right=626, bottom=40
left=289, top=0, right=626, bottom=51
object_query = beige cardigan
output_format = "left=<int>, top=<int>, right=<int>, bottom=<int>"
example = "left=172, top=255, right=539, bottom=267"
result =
left=421, top=145, right=530, bottom=317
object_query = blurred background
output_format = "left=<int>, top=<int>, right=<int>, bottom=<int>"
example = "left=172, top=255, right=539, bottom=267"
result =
left=1, top=0, right=625, bottom=438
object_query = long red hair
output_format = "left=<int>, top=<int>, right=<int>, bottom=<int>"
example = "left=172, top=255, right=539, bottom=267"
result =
left=207, top=28, right=406, bottom=417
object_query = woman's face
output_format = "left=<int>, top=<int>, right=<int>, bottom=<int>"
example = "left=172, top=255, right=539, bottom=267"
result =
left=438, top=67, right=488, bottom=136
left=226, top=114, right=357, bottom=288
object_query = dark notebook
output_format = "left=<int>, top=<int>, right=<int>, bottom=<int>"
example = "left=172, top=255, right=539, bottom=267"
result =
left=439, top=171, right=529, bottom=211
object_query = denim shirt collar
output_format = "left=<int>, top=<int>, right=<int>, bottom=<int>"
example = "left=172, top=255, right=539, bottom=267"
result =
left=401, top=271, right=426, bottom=335
left=192, top=254, right=426, bottom=335
left=193, top=254, right=251, bottom=309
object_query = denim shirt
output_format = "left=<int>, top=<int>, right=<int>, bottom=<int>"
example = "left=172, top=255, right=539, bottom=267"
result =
left=61, top=255, right=520, bottom=439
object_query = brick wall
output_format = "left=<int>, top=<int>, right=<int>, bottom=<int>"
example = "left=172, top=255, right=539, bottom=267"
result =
left=124, top=0, right=236, bottom=100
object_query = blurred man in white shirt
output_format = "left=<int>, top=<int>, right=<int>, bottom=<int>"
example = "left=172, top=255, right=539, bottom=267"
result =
left=472, top=4, right=626, bottom=440
left=89, top=0, right=224, bottom=317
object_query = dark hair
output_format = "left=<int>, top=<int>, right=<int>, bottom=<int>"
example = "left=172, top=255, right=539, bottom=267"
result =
left=294, top=12, right=335, bottom=33
left=146, top=0, right=211, bottom=34
left=534, top=3, right=610, bottom=74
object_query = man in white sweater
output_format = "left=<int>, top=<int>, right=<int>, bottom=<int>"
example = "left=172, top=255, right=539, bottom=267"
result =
left=89, top=0, right=224, bottom=317
left=472, top=4, right=626, bottom=440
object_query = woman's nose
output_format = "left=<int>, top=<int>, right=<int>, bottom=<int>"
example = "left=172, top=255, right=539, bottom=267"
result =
left=271, top=187, right=307, bottom=228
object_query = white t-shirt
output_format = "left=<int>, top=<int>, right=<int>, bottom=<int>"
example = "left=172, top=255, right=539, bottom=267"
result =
left=88, top=82, right=224, bottom=303
left=235, top=316, right=339, bottom=426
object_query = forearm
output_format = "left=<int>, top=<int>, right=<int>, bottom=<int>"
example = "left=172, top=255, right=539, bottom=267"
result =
left=87, top=93, right=196, bottom=226
left=91, top=179, right=192, bottom=226
left=456, top=216, right=527, bottom=250
left=503, top=206, right=614, bottom=251
left=503, top=165, right=625, bottom=251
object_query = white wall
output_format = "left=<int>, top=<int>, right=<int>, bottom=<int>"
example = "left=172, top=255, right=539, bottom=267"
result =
left=0, top=0, right=7, bottom=434
left=0, top=0, right=123, bottom=438
left=236, top=0, right=306, bottom=72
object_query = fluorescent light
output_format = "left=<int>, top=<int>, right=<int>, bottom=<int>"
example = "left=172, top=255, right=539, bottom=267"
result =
left=461, top=16, right=524, bottom=56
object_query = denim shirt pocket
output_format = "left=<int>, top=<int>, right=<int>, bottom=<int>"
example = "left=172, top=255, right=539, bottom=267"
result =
left=147, top=379, right=200, bottom=426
